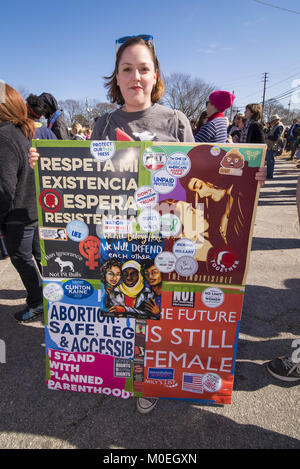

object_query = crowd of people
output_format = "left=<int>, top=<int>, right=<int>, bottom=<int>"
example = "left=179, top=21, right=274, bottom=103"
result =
left=192, top=104, right=300, bottom=177
left=0, top=34, right=299, bottom=416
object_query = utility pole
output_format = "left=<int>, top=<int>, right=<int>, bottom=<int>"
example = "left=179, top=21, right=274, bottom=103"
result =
left=262, top=72, right=269, bottom=123
left=86, top=97, right=92, bottom=128
left=287, top=100, right=291, bottom=121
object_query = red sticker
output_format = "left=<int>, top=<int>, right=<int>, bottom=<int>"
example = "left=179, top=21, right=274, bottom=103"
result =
left=39, top=189, right=62, bottom=213
left=79, top=236, right=101, bottom=270
left=207, top=246, right=240, bottom=274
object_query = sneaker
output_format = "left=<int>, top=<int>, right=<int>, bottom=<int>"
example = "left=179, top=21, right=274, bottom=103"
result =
left=14, top=304, right=44, bottom=323
left=266, top=356, right=300, bottom=382
left=136, top=397, right=158, bottom=414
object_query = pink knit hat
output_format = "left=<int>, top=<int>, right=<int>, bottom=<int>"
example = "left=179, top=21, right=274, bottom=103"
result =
left=209, top=90, right=236, bottom=112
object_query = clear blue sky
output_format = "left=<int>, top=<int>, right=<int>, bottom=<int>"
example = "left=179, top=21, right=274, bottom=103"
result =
left=2, top=0, right=300, bottom=114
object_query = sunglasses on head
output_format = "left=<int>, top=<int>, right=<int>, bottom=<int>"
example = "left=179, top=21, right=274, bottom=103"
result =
left=115, top=34, right=155, bottom=56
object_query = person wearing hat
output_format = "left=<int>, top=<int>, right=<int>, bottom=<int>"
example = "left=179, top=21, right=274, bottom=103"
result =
left=39, top=92, right=69, bottom=140
left=26, top=94, right=57, bottom=140
left=195, top=90, right=235, bottom=143
left=265, top=114, right=284, bottom=179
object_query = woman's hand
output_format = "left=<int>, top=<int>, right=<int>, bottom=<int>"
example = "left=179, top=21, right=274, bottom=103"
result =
left=28, top=147, right=40, bottom=169
left=255, top=165, right=267, bottom=187
left=144, top=299, right=160, bottom=315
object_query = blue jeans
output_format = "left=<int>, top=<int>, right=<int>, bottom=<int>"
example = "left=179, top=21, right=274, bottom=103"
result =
left=266, top=149, right=276, bottom=178
left=3, top=222, right=43, bottom=308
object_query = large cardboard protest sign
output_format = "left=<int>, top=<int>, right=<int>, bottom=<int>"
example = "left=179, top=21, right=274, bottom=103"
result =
left=34, top=139, right=265, bottom=404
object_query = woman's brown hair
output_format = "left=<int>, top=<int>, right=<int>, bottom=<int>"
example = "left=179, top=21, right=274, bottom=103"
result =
left=0, top=83, right=35, bottom=138
left=104, top=37, right=165, bottom=106
left=246, top=103, right=262, bottom=122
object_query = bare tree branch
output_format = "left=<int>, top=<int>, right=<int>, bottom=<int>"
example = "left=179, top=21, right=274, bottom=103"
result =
left=162, top=73, right=216, bottom=121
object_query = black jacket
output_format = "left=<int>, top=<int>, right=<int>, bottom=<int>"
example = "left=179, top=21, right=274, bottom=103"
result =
left=39, top=92, right=69, bottom=139
left=0, top=122, right=37, bottom=225
left=246, top=122, right=265, bottom=144
left=48, top=112, right=70, bottom=140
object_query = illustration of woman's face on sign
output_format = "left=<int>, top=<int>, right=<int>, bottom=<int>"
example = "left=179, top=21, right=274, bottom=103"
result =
left=105, top=265, right=122, bottom=287
left=122, top=267, right=139, bottom=287
left=144, top=265, right=162, bottom=286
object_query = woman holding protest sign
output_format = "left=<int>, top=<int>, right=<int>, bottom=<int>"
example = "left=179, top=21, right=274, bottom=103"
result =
left=91, top=35, right=194, bottom=142
left=28, top=35, right=267, bottom=413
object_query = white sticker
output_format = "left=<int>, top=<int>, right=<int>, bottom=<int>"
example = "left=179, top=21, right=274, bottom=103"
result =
left=103, top=219, right=132, bottom=235
left=160, top=213, right=181, bottom=238
left=134, top=185, right=158, bottom=209
left=43, top=283, right=64, bottom=302
left=66, top=220, right=89, bottom=242
left=166, top=152, right=191, bottom=178
left=154, top=252, right=176, bottom=273
left=142, top=146, right=167, bottom=171
left=152, top=169, right=177, bottom=194
left=202, top=373, right=222, bottom=392
left=201, top=287, right=225, bottom=308
left=172, top=239, right=196, bottom=258
left=138, top=208, right=161, bottom=232
left=175, top=256, right=198, bottom=277
left=210, top=146, right=221, bottom=156
left=90, top=140, right=115, bottom=161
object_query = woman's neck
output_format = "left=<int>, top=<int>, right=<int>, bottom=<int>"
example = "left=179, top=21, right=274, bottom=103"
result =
left=122, top=102, right=153, bottom=113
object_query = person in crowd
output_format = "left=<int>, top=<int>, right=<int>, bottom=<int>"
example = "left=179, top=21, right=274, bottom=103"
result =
left=71, top=122, right=86, bottom=140
left=191, top=119, right=197, bottom=135
left=39, top=92, right=69, bottom=139
left=290, top=122, right=300, bottom=160
left=85, top=128, right=92, bottom=139
left=28, top=35, right=267, bottom=412
left=26, top=94, right=57, bottom=139
left=193, top=110, right=208, bottom=136
left=91, top=36, right=194, bottom=142
left=0, top=83, right=43, bottom=322
left=286, top=119, right=298, bottom=154
left=228, top=113, right=242, bottom=134
left=232, top=116, right=247, bottom=143
left=265, top=114, right=285, bottom=179
left=266, top=173, right=300, bottom=382
left=194, top=90, right=235, bottom=143
left=239, top=103, right=265, bottom=144
left=0, top=228, right=9, bottom=260
left=228, top=113, right=243, bottom=142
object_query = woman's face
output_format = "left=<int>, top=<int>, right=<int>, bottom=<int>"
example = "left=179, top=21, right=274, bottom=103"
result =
left=105, top=265, right=121, bottom=287
left=123, top=267, right=139, bottom=287
left=116, top=44, right=157, bottom=112
left=145, top=265, right=161, bottom=286
left=245, top=107, right=253, bottom=121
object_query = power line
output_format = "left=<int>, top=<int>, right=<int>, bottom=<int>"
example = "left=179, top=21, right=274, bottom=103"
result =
left=252, top=0, right=300, bottom=15
left=268, top=85, right=300, bottom=102
left=267, top=71, right=300, bottom=90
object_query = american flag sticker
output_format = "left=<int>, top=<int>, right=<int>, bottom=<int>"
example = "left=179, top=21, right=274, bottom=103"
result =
left=182, top=373, right=204, bottom=393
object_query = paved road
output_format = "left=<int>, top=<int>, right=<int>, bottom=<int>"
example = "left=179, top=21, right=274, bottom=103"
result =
left=0, top=156, right=299, bottom=450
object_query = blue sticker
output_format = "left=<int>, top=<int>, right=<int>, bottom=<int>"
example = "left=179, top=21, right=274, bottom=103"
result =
left=148, top=368, right=174, bottom=380
left=63, top=279, right=94, bottom=299
left=66, top=220, right=89, bottom=242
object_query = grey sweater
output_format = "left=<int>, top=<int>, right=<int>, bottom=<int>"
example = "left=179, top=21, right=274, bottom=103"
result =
left=91, top=104, right=194, bottom=143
